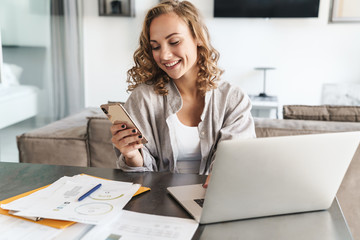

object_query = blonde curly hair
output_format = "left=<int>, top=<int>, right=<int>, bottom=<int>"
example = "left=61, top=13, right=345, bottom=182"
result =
left=127, top=0, right=223, bottom=96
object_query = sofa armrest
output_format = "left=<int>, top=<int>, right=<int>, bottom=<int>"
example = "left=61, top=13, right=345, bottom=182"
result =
left=87, top=117, right=117, bottom=168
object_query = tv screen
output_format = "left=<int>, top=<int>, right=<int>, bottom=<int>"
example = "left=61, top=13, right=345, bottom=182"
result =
left=214, top=0, right=320, bottom=18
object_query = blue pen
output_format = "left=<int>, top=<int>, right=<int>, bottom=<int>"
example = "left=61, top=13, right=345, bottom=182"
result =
left=78, top=183, right=102, bottom=201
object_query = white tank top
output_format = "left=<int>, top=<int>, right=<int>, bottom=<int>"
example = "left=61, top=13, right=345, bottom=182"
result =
left=172, top=114, right=201, bottom=173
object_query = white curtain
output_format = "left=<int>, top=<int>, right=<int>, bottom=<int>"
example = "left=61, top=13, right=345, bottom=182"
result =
left=50, top=0, right=84, bottom=120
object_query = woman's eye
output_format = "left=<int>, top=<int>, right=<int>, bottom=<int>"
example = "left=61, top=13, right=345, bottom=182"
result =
left=170, top=41, right=180, bottom=45
left=151, top=46, right=160, bottom=50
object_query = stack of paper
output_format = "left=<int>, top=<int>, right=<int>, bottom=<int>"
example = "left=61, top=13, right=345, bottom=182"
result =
left=0, top=175, right=199, bottom=240
left=1, top=174, right=140, bottom=225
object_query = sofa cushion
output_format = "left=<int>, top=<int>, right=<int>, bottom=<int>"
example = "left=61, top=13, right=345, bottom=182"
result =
left=283, top=105, right=360, bottom=122
left=17, top=137, right=88, bottom=166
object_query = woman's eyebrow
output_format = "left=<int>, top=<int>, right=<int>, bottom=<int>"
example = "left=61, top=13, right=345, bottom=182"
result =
left=150, top=33, right=180, bottom=43
left=165, top=33, right=180, bottom=39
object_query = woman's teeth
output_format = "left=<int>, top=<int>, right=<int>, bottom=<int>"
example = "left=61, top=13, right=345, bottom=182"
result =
left=165, top=60, right=180, bottom=67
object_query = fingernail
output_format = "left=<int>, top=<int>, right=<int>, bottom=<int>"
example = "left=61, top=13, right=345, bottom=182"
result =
left=121, top=124, right=125, bottom=128
left=132, top=129, right=136, bottom=133
left=138, top=135, right=142, bottom=139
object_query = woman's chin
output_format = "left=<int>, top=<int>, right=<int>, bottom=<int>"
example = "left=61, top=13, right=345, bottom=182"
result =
left=165, top=72, right=183, bottom=80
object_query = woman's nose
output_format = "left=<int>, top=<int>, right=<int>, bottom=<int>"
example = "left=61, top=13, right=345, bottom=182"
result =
left=160, top=46, right=172, bottom=60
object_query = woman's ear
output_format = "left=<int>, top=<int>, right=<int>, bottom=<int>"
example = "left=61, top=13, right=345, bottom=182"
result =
left=196, top=37, right=202, bottom=47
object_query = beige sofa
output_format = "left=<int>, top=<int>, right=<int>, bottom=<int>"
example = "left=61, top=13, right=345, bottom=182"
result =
left=17, top=105, right=360, bottom=238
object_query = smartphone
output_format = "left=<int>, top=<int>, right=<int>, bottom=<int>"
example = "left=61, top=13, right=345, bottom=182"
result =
left=100, top=103, right=148, bottom=144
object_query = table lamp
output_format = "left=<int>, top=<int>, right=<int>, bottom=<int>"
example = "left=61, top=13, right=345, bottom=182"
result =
left=255, top=67, right=275, bottom=98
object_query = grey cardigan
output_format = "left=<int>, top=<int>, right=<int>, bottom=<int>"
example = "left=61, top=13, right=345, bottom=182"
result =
left=115, top=80, right=256, bottom=174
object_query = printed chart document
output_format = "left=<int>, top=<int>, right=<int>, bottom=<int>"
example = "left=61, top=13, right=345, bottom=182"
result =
left=81, top=210, right=199, bottom=240
left=1, top=175, right=140, bottom=225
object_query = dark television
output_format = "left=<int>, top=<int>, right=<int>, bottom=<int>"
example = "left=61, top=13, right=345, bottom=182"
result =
left=214, top=0, right=320, bottom=18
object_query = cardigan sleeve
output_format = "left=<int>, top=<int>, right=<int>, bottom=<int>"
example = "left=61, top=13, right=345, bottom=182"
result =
left=219, top=89, right=256, bottom=141
left=207, top=85, right=256, bottom=173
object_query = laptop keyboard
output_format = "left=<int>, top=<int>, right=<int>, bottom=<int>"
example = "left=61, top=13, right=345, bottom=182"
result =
left=194, top=198, right=205, bottom=208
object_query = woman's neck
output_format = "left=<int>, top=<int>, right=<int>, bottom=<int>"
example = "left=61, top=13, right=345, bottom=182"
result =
left=173, top=79, right=199, bottom=99
left=173, top=63, right=200, bottom=98
left=173, top=75, right=205, bottom=127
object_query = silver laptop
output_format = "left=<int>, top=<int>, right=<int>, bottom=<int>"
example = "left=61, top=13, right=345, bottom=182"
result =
left=167, top=131, right=360, bottom=224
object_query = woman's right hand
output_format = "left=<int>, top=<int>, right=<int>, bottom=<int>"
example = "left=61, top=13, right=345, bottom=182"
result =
left=110, top=123, right=144, bottom=166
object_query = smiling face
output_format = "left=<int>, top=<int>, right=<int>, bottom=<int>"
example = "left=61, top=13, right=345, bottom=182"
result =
left=149, top=12, right=199, bottom=82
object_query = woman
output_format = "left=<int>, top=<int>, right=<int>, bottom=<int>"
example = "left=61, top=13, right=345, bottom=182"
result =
left=111, top=0, right=255, bottom=176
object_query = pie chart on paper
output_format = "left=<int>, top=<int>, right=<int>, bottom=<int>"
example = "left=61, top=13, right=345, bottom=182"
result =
left=75, top=202, right=113, bottom=215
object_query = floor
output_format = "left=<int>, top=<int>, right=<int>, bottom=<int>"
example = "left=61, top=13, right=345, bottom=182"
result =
left=0, top=118, right=37, bottom=163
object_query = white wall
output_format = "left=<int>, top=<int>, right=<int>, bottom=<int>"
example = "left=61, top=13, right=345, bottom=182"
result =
left=83, top=0, right=360, bottom=107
